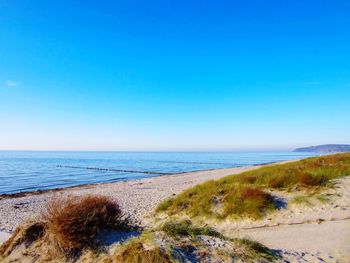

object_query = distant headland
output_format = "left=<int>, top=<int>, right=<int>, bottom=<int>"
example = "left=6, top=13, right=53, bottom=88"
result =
left=294, top=144, right=350, bottom=153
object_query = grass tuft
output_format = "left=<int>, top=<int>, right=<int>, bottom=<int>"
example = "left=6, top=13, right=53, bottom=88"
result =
left=43, top=195, right=130, bottom=254
left=233, top=238, right=280, bottom=262
left=113, top=239, right=173, bottom=263
left=291, top=195, right=312, bottom=206
left=316, top=194, right=330, bottom=203
left=161, top=220, right=223, bottom=238
left=156, top=197, right=174, bottom=212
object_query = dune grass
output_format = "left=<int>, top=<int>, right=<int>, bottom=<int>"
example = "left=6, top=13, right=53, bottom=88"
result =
left=232, top=238, right=279, bottom=262
left=113, top=223, right=279, bottom=263
left=230, top=153, right=350, bottom=189
left=0, top=221, right=46, bottom=258
left=157, top=184, right=276, bottom=219
left=161, top=219, right=224, bottom=238
left=316, top=194, right=330, bottom=203
left=114, top=241, right=173, bottom=263
left=291, top=195, right=312, bottom=206
left=1, top=195, right=281, bottom=262
left=113, top=231, right=174, bottom=263
left=157, top=153, right=350, bottom=219
left=43, top=195, right=132, bottom=255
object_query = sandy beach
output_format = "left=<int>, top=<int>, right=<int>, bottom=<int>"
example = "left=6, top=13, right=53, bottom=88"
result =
left=0, top=164, right=263, bottom=234
left=1, top=160, right=350, bottom=262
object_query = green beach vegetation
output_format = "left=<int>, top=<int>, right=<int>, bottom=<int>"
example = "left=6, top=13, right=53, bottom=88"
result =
left=157, top=153, right=350, bottom=219
left=113, top=230, right=278, bottom=263
left=0, top=197, right=280, bottom=262
left=2, top=153, right=350, bottom=262
left=160, top=219, right=223, bottom=238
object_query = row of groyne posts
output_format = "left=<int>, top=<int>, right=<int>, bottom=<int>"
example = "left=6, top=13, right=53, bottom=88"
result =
left=56, top=165, right=174, bottom=175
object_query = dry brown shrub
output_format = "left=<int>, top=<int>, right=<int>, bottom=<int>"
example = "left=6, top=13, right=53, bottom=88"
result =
left=298, top=173, right=316, bottom=185
left=43, top=195, right=127, bottom=254
left=241, top=188, right=264, bottom=199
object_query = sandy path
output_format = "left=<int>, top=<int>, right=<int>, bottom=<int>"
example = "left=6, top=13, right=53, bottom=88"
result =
left=0, top=164, right=262, bottom=235
left=240, top=219, right=350, bottom=262
left=210, top=176, right=350, bottom=262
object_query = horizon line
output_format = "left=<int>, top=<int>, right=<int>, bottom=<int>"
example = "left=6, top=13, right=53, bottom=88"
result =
left=0, top=148, right=298, bottom=153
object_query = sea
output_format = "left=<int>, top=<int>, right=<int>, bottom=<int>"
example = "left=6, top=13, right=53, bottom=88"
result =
left=0, top=151, right=317, bottom=195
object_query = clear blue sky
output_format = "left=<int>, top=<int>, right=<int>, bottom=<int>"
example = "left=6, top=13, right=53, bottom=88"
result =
left=1, top=1, right=349, bottom=151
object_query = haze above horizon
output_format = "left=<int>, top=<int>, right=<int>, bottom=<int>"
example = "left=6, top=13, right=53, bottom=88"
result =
left=1, top=1, right=349, bottom=151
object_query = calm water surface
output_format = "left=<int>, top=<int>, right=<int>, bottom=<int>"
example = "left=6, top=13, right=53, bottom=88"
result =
left=0, top=151, right=317, bottom=194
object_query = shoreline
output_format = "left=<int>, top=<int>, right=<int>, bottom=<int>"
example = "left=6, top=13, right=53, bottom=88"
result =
left=2, top=155, right=350, bottom=261
left=0, top=162, right=279, bottom=234
left=0, top=161, right=280, bottom=200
